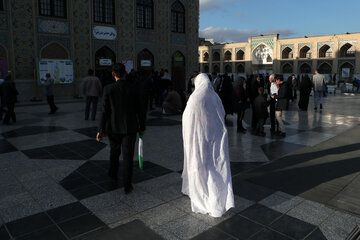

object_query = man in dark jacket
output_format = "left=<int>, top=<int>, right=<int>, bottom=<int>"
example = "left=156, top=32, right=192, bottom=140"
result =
left=298, top=75, right=312, bottom=111
left=96, top=63, right=146, bottom=194
left=82, top=69, right=102, bottom=120
left=272, top=75, right=288, bottom=137
left=253, top=87, right=268, bottom=137
left=2, top=74, right=18, bottom=125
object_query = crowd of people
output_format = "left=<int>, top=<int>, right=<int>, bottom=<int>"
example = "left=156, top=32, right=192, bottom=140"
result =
left=194, top=69, right=327, bottom=138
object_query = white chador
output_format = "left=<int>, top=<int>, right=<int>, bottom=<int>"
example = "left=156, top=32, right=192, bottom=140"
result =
left=182, top=73, right=235, bottom=218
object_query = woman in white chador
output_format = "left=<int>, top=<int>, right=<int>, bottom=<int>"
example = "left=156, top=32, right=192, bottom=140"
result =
left=182, top=73, right=235, bottom=218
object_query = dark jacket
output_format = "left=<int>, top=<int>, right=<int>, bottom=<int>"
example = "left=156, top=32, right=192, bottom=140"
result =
left=274, top=83, right=288, bottom=111
left=2, top=79, right=18, bottom=105
left=253, top=94, right=268, bottom=119
left=98, top=79, right=146, bottom=135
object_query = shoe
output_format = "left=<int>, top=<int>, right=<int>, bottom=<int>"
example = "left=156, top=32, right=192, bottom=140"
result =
left=320, top=104, right=323, bottom=110
left=54, top=107, right=59, bottom=112
left=314, top=107, right=317, bottom=111
left=278, top=132, right=286, bottom=137
left=124, top=185, right=133, bottom=194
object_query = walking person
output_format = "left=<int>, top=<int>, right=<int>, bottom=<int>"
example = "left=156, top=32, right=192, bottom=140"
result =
left=96, top=63, right=146, bottom=194
left=253, top=87, right=268, bottom=137
left=235, top=77, right=248, bottom=133
left=43, top=73, right=58, bottom=114
left=272, top=75, right=288, bottom=137
left=82, top=69, right=102, bottom=120
left=298, top=74, right=313, bottom=111
left=182, top=73, right=234, bottom=217
left=312, top=69, right=325, bottom=111
left=268, top=74, right=278, bottom=134
left=2, top=74, right=18, bottom=125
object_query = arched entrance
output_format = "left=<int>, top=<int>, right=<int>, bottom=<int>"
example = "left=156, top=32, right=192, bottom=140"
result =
left=224, top=51, right=232, bottom=61
left=203, top=52, right=209, bottom=62
left=339, top=62, right=354, bottom=80
left=282, top=47, right=293, bottom=59
left=40, top=42, right=69, bottom=59
left=319, top=45, right=332, bottom=58
left=282, top=63, right=293, bottom=74
left=225, top=64, right=232, bottom=74
left=236, top=50, right=244, bottom=60
left=95, top=46, right=116, bottom=86
left=299, top=46, right=311, bottom=58
left=237, top=64, right=245, bottom=73
left=299, top=63, right=312, bottom=74
left=172, top=51, right=185, bottom=90
left=213, top=52, right=220, bottom=61
left=318, top=62, right=332, bottom=74
left=0, top=44, right=8, bottom=79
left=137, top=48, right=154, bottom=71
left=340, top=44, right=355, bottom=58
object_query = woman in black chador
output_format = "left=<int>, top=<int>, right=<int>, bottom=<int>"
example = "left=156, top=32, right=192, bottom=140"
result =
left=217, top=75, right=234, bottom=120
left=298, top=75, right=313, bottom=111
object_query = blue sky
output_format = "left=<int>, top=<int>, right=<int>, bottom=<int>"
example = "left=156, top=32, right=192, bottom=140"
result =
left=199, top=0, right=360, bottom=43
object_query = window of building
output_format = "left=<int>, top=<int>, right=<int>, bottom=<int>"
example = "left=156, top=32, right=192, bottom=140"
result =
left=0, top=0, right=4, bottom=11
left=171, top=1, right=185, bottom=33
left=236, top=50, right=244, bottom=60
left=224, top=51, right=232, bottom=61
left=203, top=52, right=209, bottom=62
left=94, top=0, right=115, bottom=24
left=136, top=0, right=153, bottom=29
left=39, top=0, right=67, bottom=18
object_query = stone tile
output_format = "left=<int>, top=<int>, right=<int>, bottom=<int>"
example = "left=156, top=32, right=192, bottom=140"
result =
left=153, top=226, right=181, bottom=240
left=240, top=204, right=283, bottom=226
left=163, top=215, right=211, bottom=240
left=216, top=215, right=263, bottom=239
left=190, top=227, right=235, bottom=240
left=0, top=139, right=18, bottom=154
left=320, top=211, right=360, bottom=240
left=260, top=141, right=306, bottom=161
left=16, top=225, right=67, bottom=240
left=81, top=189, right=126, bottom=212
left=0, top=182, right=26, bottom=199
left=249, top=229, right=292, bottom=240
left=29, top=184, right=77, bottom=211
left=136, top=172, right=182, bottom=192
left=230, top=195, right=255, bottom=213
left=259, top=192, right=304, bottom=214
left=121, top=188, right=164, bottom=212
left=5, top=212, right=53, bottom=238
left=190, top=211, right=235, bottom=227
left=92, top=203, right=135, bottom=225
left=304, top=228, right=327, bottom=240
left=0, top=192, right=43, bottom=223
left=58, top=213, right=107, bottom=239
left=169, top=196, right=193, bottom=213
left=270, top=215, right=317, bottom=240
left=141, top=203, right=187, bottom=226
left=287, top=200, right=335, bottom=226
left=149, top=182, right=183, bottom=202
left=47, top=202, right=91, bottom=224
left=232, top=178, right=275, bottom=202
left=284, top=132, right=336, bottom=147
left=0, top=225, right=11, bottom=240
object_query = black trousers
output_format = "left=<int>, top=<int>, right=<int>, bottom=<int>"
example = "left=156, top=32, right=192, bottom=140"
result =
left=85, top=96, right=99, bottom=120
left=108, top=133, right=137, bottom=189
left=3, top=103, right=16, bottom=124
left=269, top=99, right=278, bottom=132
left=47, top=95, right=57, bottom=112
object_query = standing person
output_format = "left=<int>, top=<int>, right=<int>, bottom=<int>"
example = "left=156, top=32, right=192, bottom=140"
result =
left=187, top=71, right=198, bottom=95
left=2, top=74, right=18, bottom=125
left=43, top=73, right=58, bottom=114
left=212, top=72, right=221, bottom=93
left=268, top=74, right=278, bottom=134
left=272, top=75, right=288, bottom=137
left=0, top=72, right=4, bottom=120
left=82, top=69, right=102, bottom=120
left=298, top=74, right=313, bottom=111
left=250, top=75, right=264, bottom=130
left=253, top=87, right=268, bottom=137
left=96, top=63, right=146, bottom=194
left=182, top=73, right=234, bottom=217
left=235, top=77, right=248, bottom=133
left=218, top=75, right=234, bottom=120
left=312, top=69, right=325, bottom=111
left=291, top=74, right=298, bottom=101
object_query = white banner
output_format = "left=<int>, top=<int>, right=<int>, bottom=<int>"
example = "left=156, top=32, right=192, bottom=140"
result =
left=93, top=26, right=117, bottom=40
left=38, top=59, right=74, bottom=85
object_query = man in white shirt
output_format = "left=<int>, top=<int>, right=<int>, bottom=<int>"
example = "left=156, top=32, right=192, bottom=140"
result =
left=269, top=74, right=278, bottom=134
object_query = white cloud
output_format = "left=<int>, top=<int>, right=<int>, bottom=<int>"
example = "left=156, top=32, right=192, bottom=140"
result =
left=199, top=27, right=295, bottom=43
left=200, top=0, right=236, bottom=12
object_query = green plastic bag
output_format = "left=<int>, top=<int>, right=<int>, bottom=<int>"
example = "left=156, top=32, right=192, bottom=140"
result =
left=138, top=135, right=144, bottom=170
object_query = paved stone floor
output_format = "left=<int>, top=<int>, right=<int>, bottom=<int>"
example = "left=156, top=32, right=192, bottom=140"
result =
left=0, top=93, right=360, bottom=240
